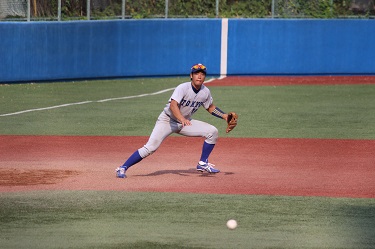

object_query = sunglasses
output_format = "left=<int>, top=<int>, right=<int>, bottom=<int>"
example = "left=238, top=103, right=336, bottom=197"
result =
left=191, top=64, right=207, bottom=70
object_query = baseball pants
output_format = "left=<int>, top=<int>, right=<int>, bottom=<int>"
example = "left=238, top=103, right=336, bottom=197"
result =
left=138, top=111, right=218, bottom=158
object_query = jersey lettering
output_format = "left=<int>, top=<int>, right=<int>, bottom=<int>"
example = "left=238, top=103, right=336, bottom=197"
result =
left=165, top=83, right=213, bottom=120
left=180, top=98, right=205, bottom=114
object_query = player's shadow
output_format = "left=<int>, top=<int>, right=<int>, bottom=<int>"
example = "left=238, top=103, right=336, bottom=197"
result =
left=135, top=168, right=234, bottom=177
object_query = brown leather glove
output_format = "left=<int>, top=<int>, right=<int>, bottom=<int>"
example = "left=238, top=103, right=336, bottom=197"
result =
left=226, top=112, right=238, bottom=133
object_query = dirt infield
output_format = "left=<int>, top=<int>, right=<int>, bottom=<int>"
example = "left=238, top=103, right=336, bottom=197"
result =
left=1, top=135, right=374, bottom=198
left=1, top=76, right=374, bottom=197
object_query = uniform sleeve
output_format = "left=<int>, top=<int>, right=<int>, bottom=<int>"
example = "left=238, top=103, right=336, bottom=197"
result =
left=169, top=84, right=185, bottom=104
left=203, top=89, right=213, bottom=109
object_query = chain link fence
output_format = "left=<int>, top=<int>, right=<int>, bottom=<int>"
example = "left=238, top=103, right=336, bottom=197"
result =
left=0, top=0, right=27, bottom=19
left=1, top=0, right=374, bottom=21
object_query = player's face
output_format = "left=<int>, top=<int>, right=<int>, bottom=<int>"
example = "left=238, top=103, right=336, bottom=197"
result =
left=191, top=71, right=206, bottom=90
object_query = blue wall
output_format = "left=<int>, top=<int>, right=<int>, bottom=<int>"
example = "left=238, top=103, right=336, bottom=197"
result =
left=0, top=19, right=221, bottom=82
left=0, top=19, right=374, bottom=83
left=227, top=19, right=375, bottom=75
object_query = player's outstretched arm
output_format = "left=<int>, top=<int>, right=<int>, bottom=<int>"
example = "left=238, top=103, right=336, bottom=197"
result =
left=207, top=104, right=238, bottom=133
left=207, top=104, right=228, bottom=121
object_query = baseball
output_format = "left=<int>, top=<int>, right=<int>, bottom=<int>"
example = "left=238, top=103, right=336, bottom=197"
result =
left=226, top=219, right=237, bottom=230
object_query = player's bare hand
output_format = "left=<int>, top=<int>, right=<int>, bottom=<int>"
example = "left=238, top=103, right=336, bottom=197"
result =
left=222, top=113, right=229, bottom=122
left=180, top=119, right=192, bottom=127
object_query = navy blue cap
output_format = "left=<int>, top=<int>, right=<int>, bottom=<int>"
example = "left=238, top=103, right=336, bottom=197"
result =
left=191, top=63, right=207, bottom=74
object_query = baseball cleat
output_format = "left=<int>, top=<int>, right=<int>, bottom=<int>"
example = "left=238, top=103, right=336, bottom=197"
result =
left=196, top=161, right=220, bottom=173
left=116, top=167, right=127, bottom=178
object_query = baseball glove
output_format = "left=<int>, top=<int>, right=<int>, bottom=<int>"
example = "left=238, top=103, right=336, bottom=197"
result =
left=226, top=112, right=238, bottom=133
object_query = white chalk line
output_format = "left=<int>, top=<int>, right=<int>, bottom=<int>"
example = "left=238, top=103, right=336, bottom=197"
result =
left=0, top=77, right=225, bottom=117
left=0, top=88, right=175, bottom=117
left=96, top=87, right=175, bottom=103
left=0, top=101, right=93, bottom=117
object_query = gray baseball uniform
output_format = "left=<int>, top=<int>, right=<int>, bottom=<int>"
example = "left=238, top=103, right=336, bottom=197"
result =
left=138, top=81, right=218, bottom=158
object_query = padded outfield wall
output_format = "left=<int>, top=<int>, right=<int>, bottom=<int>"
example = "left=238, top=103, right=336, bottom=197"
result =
left=227, top=19, right=375, bottom=76
left=0, top=19, right=374, bottom=83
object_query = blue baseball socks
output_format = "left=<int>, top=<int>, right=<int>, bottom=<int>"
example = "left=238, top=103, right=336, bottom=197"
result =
left=121, top=150, right=143, bottom=170
left=200, top=141, right=215, bottom=163
left=121, top=142, right=214, bottom=170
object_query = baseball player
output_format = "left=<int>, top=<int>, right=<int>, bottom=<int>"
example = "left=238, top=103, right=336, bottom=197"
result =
left=116, top=63, right=237, bottom=178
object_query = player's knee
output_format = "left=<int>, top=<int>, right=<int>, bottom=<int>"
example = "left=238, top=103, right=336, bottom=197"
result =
left=139, top=138, right=163, bottom=158
left=205, top=126, right=218, bottom=144
left=138, top=146, right=156, bottom=158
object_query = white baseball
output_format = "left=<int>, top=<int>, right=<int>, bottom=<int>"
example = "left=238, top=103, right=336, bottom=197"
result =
left=226, top=219, right=237, bottom=230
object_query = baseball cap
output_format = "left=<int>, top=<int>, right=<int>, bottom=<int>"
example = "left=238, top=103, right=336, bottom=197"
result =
left=191, top=63, right=207, bottom=74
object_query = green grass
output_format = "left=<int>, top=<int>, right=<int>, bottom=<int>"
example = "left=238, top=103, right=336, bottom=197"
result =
left=1, top=78, right=374, bottom=138
left=1, top=78, right=374, bottom=249
left=1, top=191, right=375, bottom=249
left=204, top=84, right=375, bottom=139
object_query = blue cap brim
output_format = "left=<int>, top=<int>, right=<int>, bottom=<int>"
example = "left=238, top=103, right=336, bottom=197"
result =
left=191, top=69, right=206, bottom=74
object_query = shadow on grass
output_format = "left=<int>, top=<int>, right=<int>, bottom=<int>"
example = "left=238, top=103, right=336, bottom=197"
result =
left=337, top=202, right=375, bottom=246
left=96, top=241, right=207, bottom=249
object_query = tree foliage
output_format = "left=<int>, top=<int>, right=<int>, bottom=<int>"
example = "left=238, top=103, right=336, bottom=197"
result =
left=28, top=0, right=375, bottom=19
